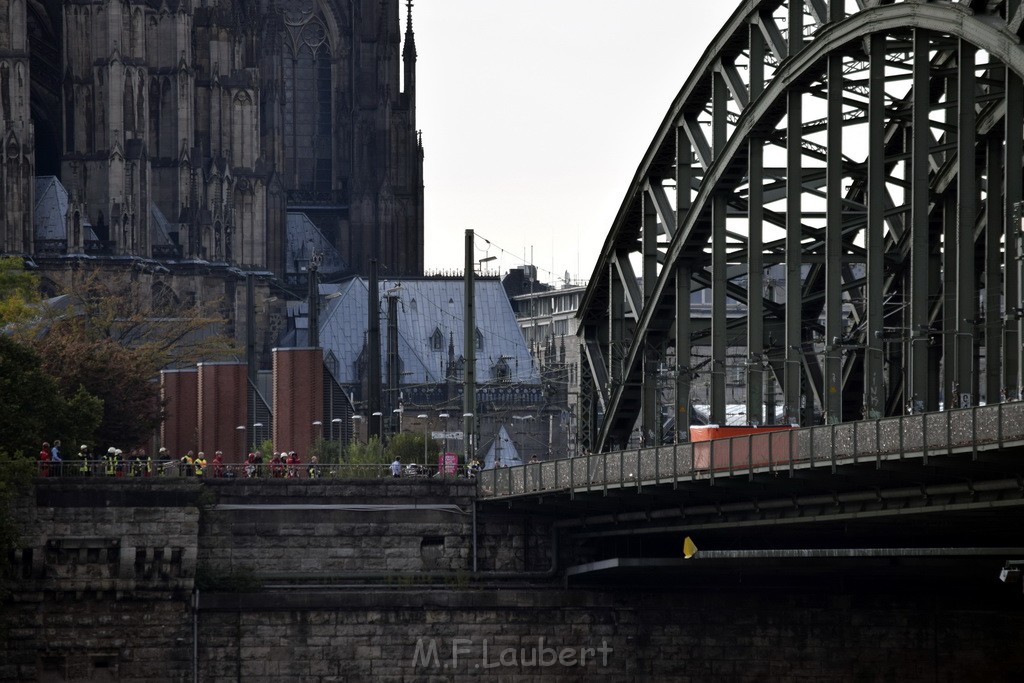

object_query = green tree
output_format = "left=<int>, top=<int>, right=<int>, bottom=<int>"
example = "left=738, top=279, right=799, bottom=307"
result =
left=0, top=449, right=34, bottom=600
left=385, top=432, right=440, bottom=465
left=0, top=257, right=40, bottom=326
left=12, top=266, right=238, bottom=448
left=34, top=335, right=162, bottom=448
left=345, top=436, right=388, bottom=465
left=0, top=336, right=101, bottom=457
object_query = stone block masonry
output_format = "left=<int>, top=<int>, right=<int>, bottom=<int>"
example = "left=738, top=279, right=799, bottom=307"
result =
left=4, top=478, right=1024, bottom=681
left=196, top=587, right=1024, bottom=682
left=198, top=477, right=540, bottom=577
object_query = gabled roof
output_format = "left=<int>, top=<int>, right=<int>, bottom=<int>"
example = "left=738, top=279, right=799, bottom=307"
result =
left=482, top=425, right=522, bottom=468
left=316, top=277, right=540, bottom=386
left=150, top=202, right=176, bottom=247
left=33, top=176, right=97, bottom=242
left=286, top=212, right=347, bottom=277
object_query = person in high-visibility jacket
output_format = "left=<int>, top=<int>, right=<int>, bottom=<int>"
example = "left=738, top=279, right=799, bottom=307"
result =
left=78, top=445, right=92, bottom=476
left=180, top=451, right=194, bottom=476
left=193, top=452, right=207, bottom=477
left=104, top=447, right=117, bottom=476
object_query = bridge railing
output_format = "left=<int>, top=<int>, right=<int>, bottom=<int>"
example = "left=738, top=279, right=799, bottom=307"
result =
left=24, top=460, right=474, bottom=480
left=477, top=402, right=1024, bottom=499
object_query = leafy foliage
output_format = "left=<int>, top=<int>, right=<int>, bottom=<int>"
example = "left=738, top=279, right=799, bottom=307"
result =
left=0, top=450, right=34, bottom=600
left=0, top=336, right=102, bottom=457
left=344, top=436, right=389, bottom=465
left=384, top=431, right=440, bottom=465
left=20, top=267, right=238, bottom=365
left=0, top=257, right=40, bottom=326
left=35, top=335, right=162, bottom=448
left=9, top=266, right=239, bottom=449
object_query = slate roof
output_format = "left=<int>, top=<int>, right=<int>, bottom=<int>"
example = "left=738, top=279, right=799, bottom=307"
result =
left=482, top=425, right=523, bottom=468
left=316, top=277, right=540, bottom=387
left=33, top=176, right=97, bottom=241
left=286, top=212, right=347, bottom=277
left=33, top=176, right=172, bottom=248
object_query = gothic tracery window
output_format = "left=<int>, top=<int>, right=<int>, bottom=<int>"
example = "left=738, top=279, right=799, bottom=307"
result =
left=281, top=0, right=333, bottom=198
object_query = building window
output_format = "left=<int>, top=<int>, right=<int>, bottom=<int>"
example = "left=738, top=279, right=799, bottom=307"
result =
left=282, top=8, right=333, bottom=196
left=430, top=327, right=444, bottom=351
left=475, top=328, right=484, bottom=351
left=492, top=358, right=511, bottom=382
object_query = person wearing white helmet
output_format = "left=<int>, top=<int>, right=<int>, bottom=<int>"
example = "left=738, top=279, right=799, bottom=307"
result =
left=78, top=444, right=92, bottom=476
left=271, top=452, right=286, bottom=478
left=114, top=449, right=126, bottom=477
left=104, top=447, right=117, bottom=476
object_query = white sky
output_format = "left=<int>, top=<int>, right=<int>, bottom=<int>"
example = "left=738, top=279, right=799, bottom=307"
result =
left=414, top=1, right=739, bottom=285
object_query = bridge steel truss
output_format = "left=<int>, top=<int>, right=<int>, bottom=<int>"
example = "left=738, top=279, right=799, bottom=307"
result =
left=579, top=0, right=1024, bottom=453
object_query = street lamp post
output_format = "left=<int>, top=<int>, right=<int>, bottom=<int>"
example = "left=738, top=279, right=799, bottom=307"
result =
left=393, top=407, right=403, bottom=435
left=331, top=417, right=342, bottom=462
left=417, top=414, right=429, bottom=466
left=312, top=421, right=323, bottom=463
left=235, top=425, right=245, bottom=460
left=372, top=412, right=383, bottom=444
left=463, top=412, right=474, bottom=463
left=352, top=414, right=364, bottom=445
left=438, top=412, right=450, bottom=453
left=252, top=422, right=264, bottom=450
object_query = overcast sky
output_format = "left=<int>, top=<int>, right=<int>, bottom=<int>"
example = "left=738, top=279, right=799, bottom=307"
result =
left=414, top=1, right=738, bottom=285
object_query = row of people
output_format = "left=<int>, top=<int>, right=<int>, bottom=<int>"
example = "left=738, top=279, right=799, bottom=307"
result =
left=242, top=451, right=317, bottom=478
left=39, top=442, right=156, bottom=477
left=38, top=444, right=486, bottom=479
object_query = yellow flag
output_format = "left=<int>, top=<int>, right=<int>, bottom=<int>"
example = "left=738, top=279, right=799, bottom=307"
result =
left=683, top=536, right=698, bottom=559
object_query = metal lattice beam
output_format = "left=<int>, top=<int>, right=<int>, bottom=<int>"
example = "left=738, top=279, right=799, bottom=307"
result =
left=579, top=0, right=1024, bottom=452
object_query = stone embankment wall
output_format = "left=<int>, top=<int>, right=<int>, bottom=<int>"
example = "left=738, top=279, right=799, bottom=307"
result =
left=3, top=481, right=200, bottom=681
left=196, top=588, right=1024, bottom=682
left=198, top=478, right=552, bottom=578
left=3, top=479, right=1024, bottom=682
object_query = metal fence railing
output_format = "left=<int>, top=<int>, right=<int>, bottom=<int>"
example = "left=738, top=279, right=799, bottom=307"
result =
left=477, top=402, right=1024, bottom=499
left=27, top=460, right=478, bottom=481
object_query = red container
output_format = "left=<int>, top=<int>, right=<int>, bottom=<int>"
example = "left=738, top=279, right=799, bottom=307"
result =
left=691, top=425, right=795, bottom=470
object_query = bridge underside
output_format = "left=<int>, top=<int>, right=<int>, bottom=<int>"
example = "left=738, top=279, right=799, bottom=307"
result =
left=479, top=404, right=1024, bottom=587
left=578, top=0, right=1024, bottom=456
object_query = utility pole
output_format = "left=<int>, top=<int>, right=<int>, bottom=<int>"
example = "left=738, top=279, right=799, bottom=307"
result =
left=308, top=250, right=322, bottom=348
left=463, top=230, right=477, bottom=462
left=386, top=286, right=402, bottom=436
left=368, top=259, right=382, bottom=442
left=246, top=273, right=257, bottom=447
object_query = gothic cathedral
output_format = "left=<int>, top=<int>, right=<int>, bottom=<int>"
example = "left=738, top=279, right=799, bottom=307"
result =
left=0, top=0, right=423, bottom=337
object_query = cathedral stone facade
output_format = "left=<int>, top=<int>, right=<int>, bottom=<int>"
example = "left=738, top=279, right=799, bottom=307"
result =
left=1, top=0, right=423, bottom=339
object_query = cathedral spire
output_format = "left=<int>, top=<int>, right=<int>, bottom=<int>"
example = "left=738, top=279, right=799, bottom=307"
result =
left=403, top=0, right=417, bottom=121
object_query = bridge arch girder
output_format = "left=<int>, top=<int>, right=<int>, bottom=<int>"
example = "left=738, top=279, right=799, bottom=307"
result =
left=579, top=0, right=1024, bottom=452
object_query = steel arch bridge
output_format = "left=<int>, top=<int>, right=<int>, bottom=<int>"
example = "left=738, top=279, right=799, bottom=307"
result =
left=578, top=0, right=1024, bottom=454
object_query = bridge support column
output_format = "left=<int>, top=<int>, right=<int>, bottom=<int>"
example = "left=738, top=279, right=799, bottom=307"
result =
left=746, top=25, right=765, bottom=427
left=955, top=41, right=978, bottom=409
left=675, top=262, right=692, bottom=442
left=909, top=28, right=932, bottom=414
left=824, top=38, right=844, bottom=424
left=865, top=33, right=886, bottom=420
left=1006, top=69, right=1023, bottom=401
left=785, top=87, right=803, bottom=424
